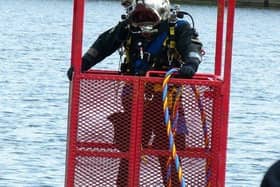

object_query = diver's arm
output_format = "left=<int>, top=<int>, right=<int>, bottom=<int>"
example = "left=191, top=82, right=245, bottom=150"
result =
left=175, top=21, right=203, bottom=77
left=82, top=20, right=129, bottom=71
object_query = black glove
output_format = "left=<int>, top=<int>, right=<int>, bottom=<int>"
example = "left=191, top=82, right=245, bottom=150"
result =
left=67, top=66, right=74, bottom=81
left=179, top=58, right=200, bottom=78
left=67, top=53, right=98, bottom=81
left=179, top=64, right=196, bottom=78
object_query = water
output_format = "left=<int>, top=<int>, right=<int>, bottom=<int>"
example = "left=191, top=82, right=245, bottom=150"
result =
left=0, top=0, right=279, bottom=186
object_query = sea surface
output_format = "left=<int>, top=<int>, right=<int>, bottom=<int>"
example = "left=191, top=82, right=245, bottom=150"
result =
left=0, top=0, right=280, bottom=186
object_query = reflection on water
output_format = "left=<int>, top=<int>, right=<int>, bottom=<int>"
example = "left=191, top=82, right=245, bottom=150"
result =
left=0, top=0, right=279, bottom=186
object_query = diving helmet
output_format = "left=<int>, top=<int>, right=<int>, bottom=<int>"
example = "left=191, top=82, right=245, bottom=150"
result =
left=121, top=0, right=170, bottom=28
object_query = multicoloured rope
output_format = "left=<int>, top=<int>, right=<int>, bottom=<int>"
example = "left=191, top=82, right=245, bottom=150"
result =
left=165, top=84, right=183, bottom=186
left=162, top=68, right=186, bottom=187
left=191, top=85, right=211, bottom=186
left=191, top=86, right=209, bottom=148
left=171, top=86, right=183, bottom=134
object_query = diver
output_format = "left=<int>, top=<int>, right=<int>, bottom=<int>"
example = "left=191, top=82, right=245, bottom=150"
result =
left=67, top=0, right=203, bottom=186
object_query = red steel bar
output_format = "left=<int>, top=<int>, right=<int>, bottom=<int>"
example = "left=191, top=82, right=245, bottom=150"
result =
left=214, top=0, right=225, bottom=76
left=65, top=0, right=85, bottom=186
left=218, top=0, right=236, bottom=185
left=70, top=0, right=84, bottom=74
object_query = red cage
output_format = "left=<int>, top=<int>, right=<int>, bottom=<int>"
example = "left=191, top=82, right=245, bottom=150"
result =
left=65, top=0, right=235, bottom=186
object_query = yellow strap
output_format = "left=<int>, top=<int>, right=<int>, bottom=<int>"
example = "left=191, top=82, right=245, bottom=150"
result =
left=170, top=26, right=175, bottom=36
left=169, top=26, right=176, bottom=49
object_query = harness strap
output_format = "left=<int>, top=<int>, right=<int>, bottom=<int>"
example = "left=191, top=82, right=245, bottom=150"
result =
left=133, top=32, right=168, bottom=74
left=121, top=20, right=188, bottom=74
left=167, top=21, right=176, bottom=64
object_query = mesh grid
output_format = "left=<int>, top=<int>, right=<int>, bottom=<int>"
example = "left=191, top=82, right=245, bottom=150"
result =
left=139, top=83, right=215, bottom=151
left=74, top=156, right=121, bottom=186
left=77, top=79, right=129, bottom=144
left=66, top=74, right=225, bottom=187
left=135, top=80, right=218, bottom=186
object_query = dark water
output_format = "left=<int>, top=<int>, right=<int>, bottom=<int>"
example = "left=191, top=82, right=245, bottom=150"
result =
left=0, top=0, right=279, bottom=186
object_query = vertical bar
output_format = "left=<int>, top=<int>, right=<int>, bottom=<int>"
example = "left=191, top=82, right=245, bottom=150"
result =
left=219, top=0, right=236, bottom=185
left=70, top=0, right=85, bottom=74
left=131, top=79, right=145, bottom=187
left=223, top=1, right=235, bottom=85
left=210, top=86, right=223, bottom=186
left=128, top=79, right=141, bottom=187
left=65, top=85, right=74, bottom=187
left=214, top=0, right=225, bottom=76
left=65, top=78, right=81, bottom=187
left=65, top=0, right=85, bottom=186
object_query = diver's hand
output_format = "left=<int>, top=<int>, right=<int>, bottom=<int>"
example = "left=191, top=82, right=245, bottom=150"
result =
left=67, top=66, right=73, bottom=81
left=179, top=58, right=200, bottom=78
left=179, top=64, right=196, bottom=78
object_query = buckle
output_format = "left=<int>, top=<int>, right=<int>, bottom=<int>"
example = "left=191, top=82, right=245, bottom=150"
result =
left=143, top=52, right=151, bottom=62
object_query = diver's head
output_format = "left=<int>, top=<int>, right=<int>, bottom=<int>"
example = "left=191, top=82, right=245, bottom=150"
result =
left=121, top=0, right=170, bottom=33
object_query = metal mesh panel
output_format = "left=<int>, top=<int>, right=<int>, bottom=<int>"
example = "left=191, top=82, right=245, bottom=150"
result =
left=139, top=83, right=215, bottom=150
left=74, top=156, right=121, bottom=186
left=135, top=79, right=220, bottom=186
left=66, top=73, right=224, bottom=187
left=139, top=155, right=164, bottom=186
left=182, top=85, right=214, bottom=149
left=181, top=158, right=209, bottom=186
left=77, top=79, right=129, bottom=144
left=73, top=78, right=136, bottom=186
